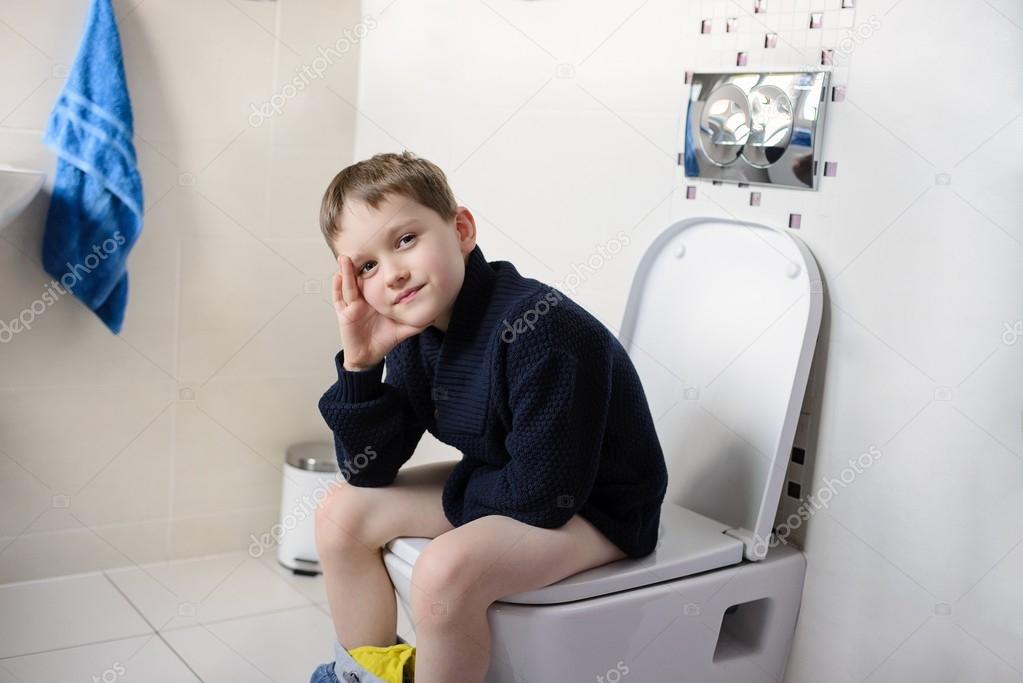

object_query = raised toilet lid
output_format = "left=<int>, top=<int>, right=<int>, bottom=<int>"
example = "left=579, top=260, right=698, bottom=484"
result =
left=385, top=502, right=745, bottom=605
left=619, top=217, right=822, bottom=561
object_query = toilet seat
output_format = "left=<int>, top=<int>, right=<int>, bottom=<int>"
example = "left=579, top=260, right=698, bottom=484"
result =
left=383, top=501, right=745, bottom=606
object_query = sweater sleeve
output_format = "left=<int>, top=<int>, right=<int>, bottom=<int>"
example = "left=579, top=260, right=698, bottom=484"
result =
left=317, top=347, right=426, bottom=487
left=459, top=346, right=611, bottom=529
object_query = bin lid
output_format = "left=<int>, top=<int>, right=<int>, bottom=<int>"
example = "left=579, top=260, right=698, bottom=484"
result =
left=285, top=441, right=339, bottom=472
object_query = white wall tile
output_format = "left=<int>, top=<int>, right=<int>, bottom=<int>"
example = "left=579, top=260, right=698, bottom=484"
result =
left=2, top=0, right=1022, bottom=679
left=349, top=1, right=1023, bottom=680
left=0, top=0, right=360, bottom=582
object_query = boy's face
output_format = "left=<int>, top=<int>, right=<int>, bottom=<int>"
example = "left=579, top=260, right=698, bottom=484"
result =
left=330, top=192, right=476, bottom=332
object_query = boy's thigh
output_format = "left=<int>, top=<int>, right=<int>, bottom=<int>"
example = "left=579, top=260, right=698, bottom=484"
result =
left=415, top=513, right=628, bottom=606
left=318, top=459, right=458, bottom=550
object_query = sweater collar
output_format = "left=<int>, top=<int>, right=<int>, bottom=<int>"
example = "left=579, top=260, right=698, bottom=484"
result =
left=422, top=242, right=511, bottom=435
left=439, top=243, right=497, bottom=332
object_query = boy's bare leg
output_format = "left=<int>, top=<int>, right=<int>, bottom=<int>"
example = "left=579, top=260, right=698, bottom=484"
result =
left=410, top=512, right=628, bottom=683
left=314, top=459, right=457, bottom=649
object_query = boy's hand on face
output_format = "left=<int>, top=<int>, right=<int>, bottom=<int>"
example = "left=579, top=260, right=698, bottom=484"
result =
left=332, top=255, right=428, bottom=371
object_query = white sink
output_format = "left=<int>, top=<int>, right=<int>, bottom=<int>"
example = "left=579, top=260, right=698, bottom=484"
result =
left=0, top=168, right=47, bottom=234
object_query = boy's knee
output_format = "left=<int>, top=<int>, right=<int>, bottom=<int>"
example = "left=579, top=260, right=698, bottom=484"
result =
left=314, top=484, right=370, bottom=554
left=410, top=542, right=479, bottom=609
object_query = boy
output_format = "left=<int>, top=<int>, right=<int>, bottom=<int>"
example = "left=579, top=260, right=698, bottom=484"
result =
left=309, top=151, right=668, bottom=683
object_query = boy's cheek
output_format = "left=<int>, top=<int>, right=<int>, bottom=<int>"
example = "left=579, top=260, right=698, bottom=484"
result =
left=369, top=299, right=395, bottom=317
left=364, top=288, right=384, bottom=308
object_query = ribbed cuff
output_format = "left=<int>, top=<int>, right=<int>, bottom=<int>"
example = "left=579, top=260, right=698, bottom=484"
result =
left=333, top=349, right=386, bottom=402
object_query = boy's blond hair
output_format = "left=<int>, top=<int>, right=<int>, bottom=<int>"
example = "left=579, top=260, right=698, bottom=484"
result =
left=319, top=150, right=459, bottom=256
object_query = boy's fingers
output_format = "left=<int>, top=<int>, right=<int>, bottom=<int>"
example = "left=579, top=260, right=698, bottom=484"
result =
left=332, top=272, right=344, bottom=309
left=340, top=256, right=358, bottom=306
left=337, top=257, right=348, bottom=306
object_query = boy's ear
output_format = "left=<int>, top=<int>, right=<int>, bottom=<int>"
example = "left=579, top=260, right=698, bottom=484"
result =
left=453, top=206, right=477, bottom=253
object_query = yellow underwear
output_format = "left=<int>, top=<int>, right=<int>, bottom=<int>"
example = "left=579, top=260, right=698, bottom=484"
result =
left=348, top=642, right=416, bottom=683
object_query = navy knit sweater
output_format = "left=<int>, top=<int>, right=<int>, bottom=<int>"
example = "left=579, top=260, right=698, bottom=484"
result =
left=318, top=243, right=668, bottom=558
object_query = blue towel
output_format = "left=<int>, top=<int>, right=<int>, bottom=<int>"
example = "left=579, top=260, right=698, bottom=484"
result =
left=41, top=0, right=143, bottom=334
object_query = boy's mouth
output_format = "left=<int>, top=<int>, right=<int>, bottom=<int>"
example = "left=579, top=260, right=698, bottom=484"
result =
left=394, top=284, right=424, bottom=305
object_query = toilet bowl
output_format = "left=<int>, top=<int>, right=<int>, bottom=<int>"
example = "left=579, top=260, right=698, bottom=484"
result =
left=382, top=216, right=824, bottom=682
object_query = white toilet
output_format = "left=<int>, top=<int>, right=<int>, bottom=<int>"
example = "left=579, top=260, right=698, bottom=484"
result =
left=382, top=216, right=824, bottom=682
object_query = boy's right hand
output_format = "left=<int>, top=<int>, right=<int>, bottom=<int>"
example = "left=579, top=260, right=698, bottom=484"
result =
left=332, top=254, right=428, bottom=371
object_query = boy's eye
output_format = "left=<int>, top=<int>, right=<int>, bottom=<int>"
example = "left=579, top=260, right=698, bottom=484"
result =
left=357, top=233, right=416, bottom=275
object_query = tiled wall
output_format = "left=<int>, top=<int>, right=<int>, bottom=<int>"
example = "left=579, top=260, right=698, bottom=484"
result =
left=351, top=0, right=1023, bottom=681
left=0, top=0, right=364, bottom=582
left=695, top=0, right=858, bottom=78
left=2, top=0, right=1022, bottom=678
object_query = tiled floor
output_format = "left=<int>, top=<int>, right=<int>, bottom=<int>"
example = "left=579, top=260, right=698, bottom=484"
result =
left=0, top=550, right=416, bottom=682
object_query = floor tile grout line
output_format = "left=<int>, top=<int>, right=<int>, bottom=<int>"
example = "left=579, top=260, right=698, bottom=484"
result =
left=0, top=572, right=319, bottom=674
left=0, top=659, right=28, bottom=683
left=0, top=553, right=325, bottom=664
left=0, top=631, right=152, bottom=663
left=0, top=541, right=279, bottom=590
left=0, top=545, right=318, bottom=591
left=13, top=563, right=325, bottom=637
left=102, top=572, right=207, bottom=682
left=0, top=574, right=206, bottom=680
left=152, top=630, right=206, bottom=683
left=155, top=600, right=328, bottom=634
